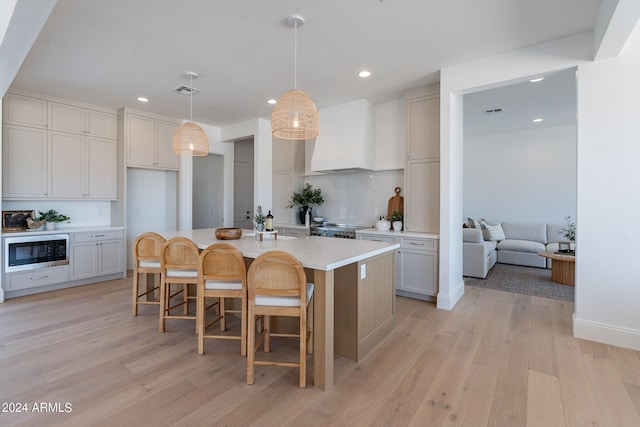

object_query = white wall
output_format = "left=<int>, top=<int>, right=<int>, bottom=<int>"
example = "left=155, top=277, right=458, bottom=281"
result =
left=573, top=26, right=640, bottom=348
left=464, top=125, right=577, bottom=224
left=441, top=30, right=640, bottom=350
left=374, top=99, right=405, bottom=171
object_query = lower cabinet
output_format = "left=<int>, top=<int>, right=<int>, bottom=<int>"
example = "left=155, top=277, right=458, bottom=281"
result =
left=357, top=232, right=438, bottom=301
left=275, top=226, right=310, bottom=237
left=5, top=266, right=69, bottom=292
left=70, top=230, right=124, bottom=280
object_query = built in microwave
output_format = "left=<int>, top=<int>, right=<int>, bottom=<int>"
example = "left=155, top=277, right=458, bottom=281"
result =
left=4, top=234, right=69, bottom=273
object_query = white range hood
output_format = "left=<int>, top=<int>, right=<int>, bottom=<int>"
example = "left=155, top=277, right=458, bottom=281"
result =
left=310, top=99, right=375, bottom=172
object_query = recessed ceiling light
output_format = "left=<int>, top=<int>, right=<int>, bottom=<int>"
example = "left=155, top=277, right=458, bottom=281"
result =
left=137, top=97, right=149, bottom=102
left=532, top=118, right=544, bottom=122
left=267, top=99, right=277, bottom=105
left=358, top=70, right=372, bottom=78
left=529, top=77, right=544, bottom=83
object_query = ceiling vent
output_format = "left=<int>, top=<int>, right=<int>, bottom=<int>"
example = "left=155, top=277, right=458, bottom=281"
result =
left=174, top=85, right=202, bottom=95
left=484, top=108, right=503, bottom=114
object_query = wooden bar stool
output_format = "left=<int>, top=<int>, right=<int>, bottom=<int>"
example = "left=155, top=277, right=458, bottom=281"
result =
left=197, top=243, right=247, bottom=356
left=246, top=250, right=314, bottom=388
left=159, top=237, right=200, bottom=332
left=132, top=232, right=165, bottom=316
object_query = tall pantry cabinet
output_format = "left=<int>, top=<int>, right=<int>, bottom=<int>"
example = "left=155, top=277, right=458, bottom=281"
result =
left=404, top=83, right=440, bottom=233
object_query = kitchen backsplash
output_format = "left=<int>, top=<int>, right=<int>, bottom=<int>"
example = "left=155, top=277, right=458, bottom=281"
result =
left=304, top=169, right=404, bottom=227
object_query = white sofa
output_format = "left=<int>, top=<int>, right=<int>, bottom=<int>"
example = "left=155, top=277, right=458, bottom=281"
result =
left=463, top=221, right=574, bottom=278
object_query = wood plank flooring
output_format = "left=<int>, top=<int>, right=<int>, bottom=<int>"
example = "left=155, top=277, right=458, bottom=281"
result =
left=1, top=275, right=639, bottom=426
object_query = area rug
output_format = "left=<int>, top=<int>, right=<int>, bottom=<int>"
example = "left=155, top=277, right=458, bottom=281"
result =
left=464, top=263, right=575, bottom=302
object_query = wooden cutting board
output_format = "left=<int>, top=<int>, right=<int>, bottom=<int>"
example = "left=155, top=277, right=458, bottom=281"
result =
left=387, top=187, right=404, bottom=219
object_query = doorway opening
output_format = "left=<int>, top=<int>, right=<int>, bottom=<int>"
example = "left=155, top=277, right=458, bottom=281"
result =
left=461, top=67, right=577, bottom=297
left=233, top=137, right=254, bottom=229
left=193, top=153, right=224, bottom=229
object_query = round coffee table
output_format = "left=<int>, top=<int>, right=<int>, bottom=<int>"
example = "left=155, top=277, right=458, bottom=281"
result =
left=537, top=251, right=575, bottom=286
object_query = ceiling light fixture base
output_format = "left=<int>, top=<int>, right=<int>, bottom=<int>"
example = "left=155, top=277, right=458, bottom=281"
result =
left=287, top=15, right=304, bottom=27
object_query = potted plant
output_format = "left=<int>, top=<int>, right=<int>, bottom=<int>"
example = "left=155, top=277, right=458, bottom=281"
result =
left=254, top=212, right=266, bottom=231
left=286, top=183, right=324, bottom=223
left=558, top=215, right=576, bottom=253
left=37, top=209, right=71, bottom=230
left=390, top=211, right=403, bottom=231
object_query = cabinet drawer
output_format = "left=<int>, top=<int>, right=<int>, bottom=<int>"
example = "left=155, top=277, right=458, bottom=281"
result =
left=71, top=230, right=123, bottom=243
left=400, top=237, right=437, bottom=251
left=7, top=266, right=69, bottom=291
left=281, top=228, right=309, bottom=237
left=358, top=234, right=397, bottom=244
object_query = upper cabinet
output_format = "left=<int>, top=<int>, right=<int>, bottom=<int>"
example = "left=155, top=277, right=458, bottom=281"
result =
left=2, top=93, right=47, bottom=128
left=405, top=85, right=440, bottom=161
left=48, top=101, right=118, bottom=139
left=404, top=83, right=440, bottom=233
left=2, top=92, right=118, bottom=200
left=122, top=109, right=180, bottom=171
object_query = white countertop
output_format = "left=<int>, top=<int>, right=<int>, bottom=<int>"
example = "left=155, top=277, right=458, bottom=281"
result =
left=356, top=228, right=440, bottom=239
left=160, top=228, right=399, bottom=271
left=1, top=225, right=124, bottom=238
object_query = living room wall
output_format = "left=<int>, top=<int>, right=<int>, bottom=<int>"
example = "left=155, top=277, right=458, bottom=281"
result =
left=463, top=124, right=577, bottom=224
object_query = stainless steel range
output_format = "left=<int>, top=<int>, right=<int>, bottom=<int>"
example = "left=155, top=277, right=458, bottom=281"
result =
left=309, top=223, right=371, bottom=239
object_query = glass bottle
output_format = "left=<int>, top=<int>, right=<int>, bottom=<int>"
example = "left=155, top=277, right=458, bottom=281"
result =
left=265, top=210, right=274, bottom=232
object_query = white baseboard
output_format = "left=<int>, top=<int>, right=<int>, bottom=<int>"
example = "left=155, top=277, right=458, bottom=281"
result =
left=573, top=313, right=640, bottom=351
left=437, top=278, right=465, bottom=311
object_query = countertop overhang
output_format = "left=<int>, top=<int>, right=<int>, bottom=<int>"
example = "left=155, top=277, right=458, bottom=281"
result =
left=160, top=228, right=399, bottom=271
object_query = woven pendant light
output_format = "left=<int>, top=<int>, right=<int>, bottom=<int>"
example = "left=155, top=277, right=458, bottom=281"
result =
left=271, top=15, right=319, bottom=140
left=172, top=71, right=209, bottom=156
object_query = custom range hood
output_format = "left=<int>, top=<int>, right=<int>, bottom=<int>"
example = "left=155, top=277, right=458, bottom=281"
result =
left=310, top=99, right=375, bottom=172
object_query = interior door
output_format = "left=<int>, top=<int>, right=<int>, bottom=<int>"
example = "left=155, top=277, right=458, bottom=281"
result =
left=193, top=153, right=224, bottom=228
left=233, top=160, right=253, bottom=228
left=233, top=137, right=254, bottom=229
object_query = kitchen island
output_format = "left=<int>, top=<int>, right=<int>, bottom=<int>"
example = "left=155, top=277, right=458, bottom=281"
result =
left=160, top=228, right=399, bottom=390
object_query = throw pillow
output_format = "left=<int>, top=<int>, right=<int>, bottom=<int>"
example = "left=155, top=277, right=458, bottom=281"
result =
left=479, top=219, right=506, bottom=241
left=467, top=217, right=480, bottom=229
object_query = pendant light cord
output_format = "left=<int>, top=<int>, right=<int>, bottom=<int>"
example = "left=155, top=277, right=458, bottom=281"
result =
left=189, top=73, right=193, bottom=121
left=294, top=21, right=298, bottom=89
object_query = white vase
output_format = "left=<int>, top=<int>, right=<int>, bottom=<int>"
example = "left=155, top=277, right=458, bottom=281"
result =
left=392, top=221, right=403, bottom=231
left=46, top=222, right=56, bottom=230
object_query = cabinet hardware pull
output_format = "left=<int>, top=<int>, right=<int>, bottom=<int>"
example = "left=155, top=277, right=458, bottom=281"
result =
left=409, top=242, right=425, bottom=246
left=90, top=234, right=105, bottom=237
left=30, top=275, right=48, bottom=280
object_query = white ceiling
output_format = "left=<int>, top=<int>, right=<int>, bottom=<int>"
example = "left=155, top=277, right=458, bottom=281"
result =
left=10, top=0, right=600, bottom=128
left=464, top=68, right=577, bottom=136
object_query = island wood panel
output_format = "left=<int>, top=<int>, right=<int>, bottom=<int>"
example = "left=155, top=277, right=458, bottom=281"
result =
left=334, top=252, right=395, bottom=361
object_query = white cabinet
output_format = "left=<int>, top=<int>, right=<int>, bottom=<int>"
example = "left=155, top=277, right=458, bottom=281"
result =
left=2, top=93, right=117, bottom=200
left=5, top=266, right=69, bottom=292
left=48, top=101, right=118, bottom=139
left=2, top=124, right=48, bottom=198
left=70, top=230, right=124, bottom=280
left=123, top=110, right=180, bottom=170
left=404, top=84, right=440, bottom=233
left=397, top=236, right=438, bottom=299
left=2, top=93, right=48, bottom=128
left=273, top=138, right=305, bottom=224
left=48, top=131, right=117, bottom=199
left=357, top=231, right=438, bottom=301
left=276, top=226, right=310, bottom=237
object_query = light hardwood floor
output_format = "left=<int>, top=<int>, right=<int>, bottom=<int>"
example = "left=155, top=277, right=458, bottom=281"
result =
left=1, top=275, right=639, bottom=426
